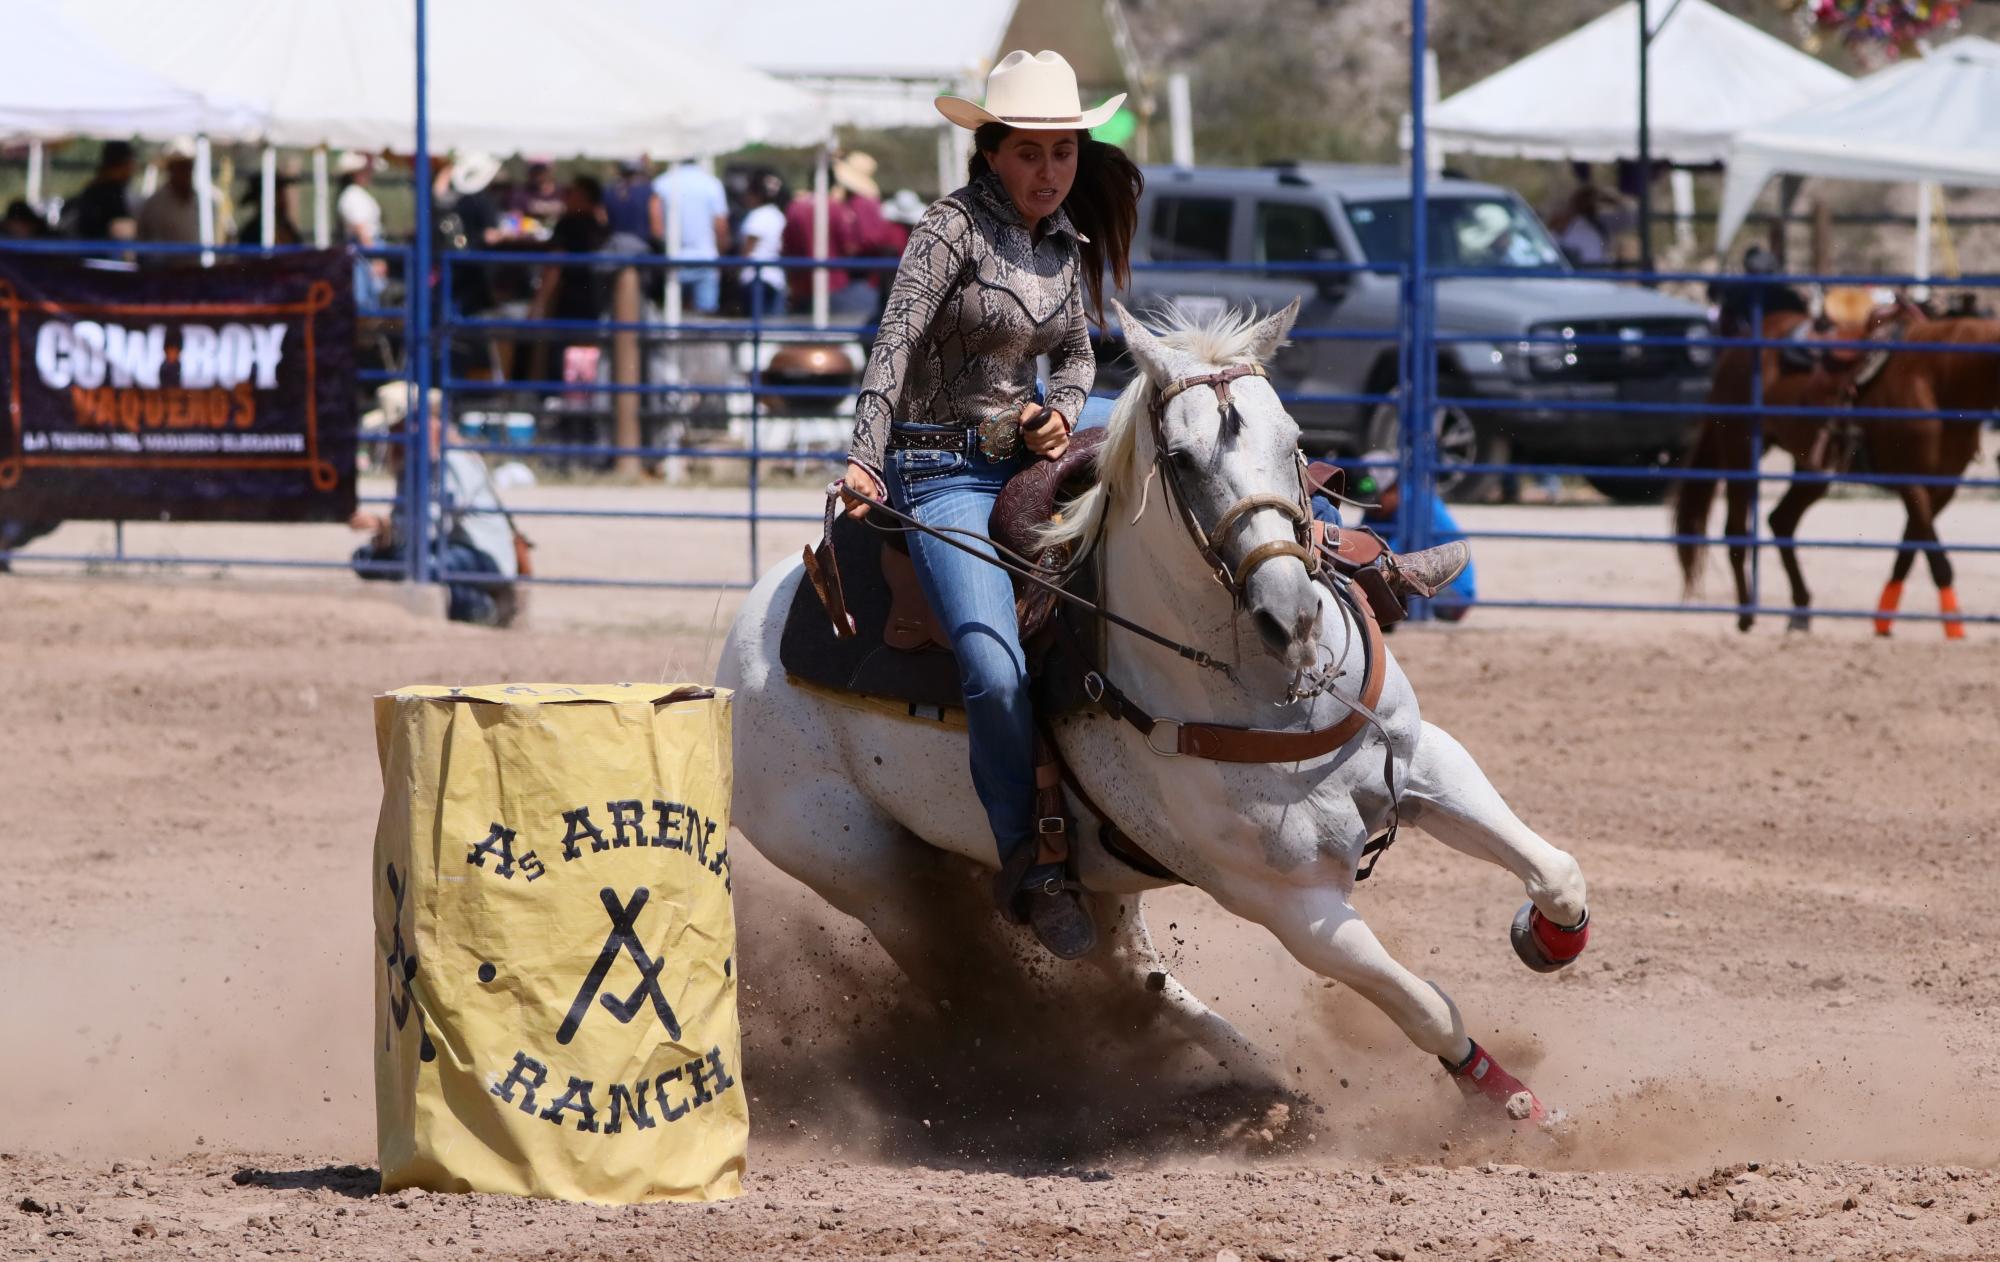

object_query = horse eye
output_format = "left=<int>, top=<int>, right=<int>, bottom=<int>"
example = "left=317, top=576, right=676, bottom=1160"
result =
left=1167, top=447, right=1196, bottom=469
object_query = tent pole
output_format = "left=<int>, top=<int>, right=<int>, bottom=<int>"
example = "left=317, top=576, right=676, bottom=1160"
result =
left=260, top=146, right=277, bottom=247
left=1914, top=180, right=1935, bottom=297
left=195, top=136, right=216, bottom=267
left=410, top=0, right=434, bottom=588
left=1168, top=72, right=1193, bottom=167
left=1637, top=0, right=1653, bottom=277
left=312, top=147, right=330, bottom=247
left=26, top=141, right=43, bottom=209
left=812, top=143, right=830, bottom=330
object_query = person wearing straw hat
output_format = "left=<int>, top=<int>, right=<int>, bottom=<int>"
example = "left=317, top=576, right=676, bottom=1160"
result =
left=837, top=50, right=1142, bottom=959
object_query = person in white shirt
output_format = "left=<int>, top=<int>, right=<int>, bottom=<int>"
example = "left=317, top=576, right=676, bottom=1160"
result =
left=737, top=172, right=787, bottom=319
left=651, top=157, right=730, bottom=313
left=350, top=383, right=522, bottom=626
left=336, top=152, right=389, bottom=305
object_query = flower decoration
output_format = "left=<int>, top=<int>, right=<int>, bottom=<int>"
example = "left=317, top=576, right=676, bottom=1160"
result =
left=1776, top=0, right=1963, bottom=60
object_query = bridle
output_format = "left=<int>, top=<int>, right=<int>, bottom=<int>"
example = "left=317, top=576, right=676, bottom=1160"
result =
left=1147, top=362, right=1317, bottom=605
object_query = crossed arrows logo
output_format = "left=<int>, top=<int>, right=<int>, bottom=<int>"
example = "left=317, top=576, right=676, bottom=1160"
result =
left=556, top=887, right=682, bottom=1045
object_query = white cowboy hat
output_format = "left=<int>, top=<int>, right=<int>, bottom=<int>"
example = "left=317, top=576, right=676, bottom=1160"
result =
left=831, top=150, right=880, bottom=200
left=450, top=151, right=502, bottom=197
left=936, top=50, right=1126, bottom=132
left=360, top=382, right=443, bottom=433
left=333, top=151, right=374, bottom=176
left=159, top=136, right=198, bottom=163
left=883, top=188, right=928, bottom=226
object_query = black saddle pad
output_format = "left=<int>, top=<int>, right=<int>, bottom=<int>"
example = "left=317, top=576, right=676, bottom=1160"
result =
left=780, top=514, right=966, bottom=711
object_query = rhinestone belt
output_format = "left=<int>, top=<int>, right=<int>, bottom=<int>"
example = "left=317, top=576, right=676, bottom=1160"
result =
left=887, top=426, right=973, bottom=452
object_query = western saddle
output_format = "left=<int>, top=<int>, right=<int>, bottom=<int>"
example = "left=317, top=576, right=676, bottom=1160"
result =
left=779, top=428, right=1401, bottom=887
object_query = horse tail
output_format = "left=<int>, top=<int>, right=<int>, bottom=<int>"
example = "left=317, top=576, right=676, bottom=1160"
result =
left=1673, top=408, right=1728, bottom=597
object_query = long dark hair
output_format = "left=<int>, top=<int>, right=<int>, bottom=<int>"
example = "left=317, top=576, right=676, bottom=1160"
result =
left=970, top=123, right=1142, bottom=323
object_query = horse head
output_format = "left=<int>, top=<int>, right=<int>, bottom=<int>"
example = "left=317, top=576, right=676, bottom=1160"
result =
left=1079, top=299, right=1323, bottom=673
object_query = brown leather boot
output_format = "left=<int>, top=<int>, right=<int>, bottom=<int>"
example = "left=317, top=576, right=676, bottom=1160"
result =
left=1384, top=540, right=1471, bottom=601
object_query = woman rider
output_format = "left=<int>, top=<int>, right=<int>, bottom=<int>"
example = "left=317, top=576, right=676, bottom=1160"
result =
left=839, top=50, right=1132, bottom=960
left=839, top=51, right=1470, bottom=959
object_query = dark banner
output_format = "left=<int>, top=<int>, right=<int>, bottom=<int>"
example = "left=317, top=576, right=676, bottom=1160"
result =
left=0, top=250, right=358, bottom=522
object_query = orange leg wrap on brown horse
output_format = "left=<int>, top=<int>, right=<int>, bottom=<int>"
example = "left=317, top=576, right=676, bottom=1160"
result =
left=1939, top=586, right=1966, bottom=641
left=1874, top=580, right=1905, bottom=637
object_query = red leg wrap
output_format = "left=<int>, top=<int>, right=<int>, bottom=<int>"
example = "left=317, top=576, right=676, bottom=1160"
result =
left=1445, top=1041, right=1547, bottom=1124
left=1531, top=906, right=1589, bottom=964
left=1875, top=580, right=1905, bottom=637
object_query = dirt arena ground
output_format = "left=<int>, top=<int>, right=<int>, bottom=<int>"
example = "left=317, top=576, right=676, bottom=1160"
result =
left=5, top=481, right=2000, bottom=1260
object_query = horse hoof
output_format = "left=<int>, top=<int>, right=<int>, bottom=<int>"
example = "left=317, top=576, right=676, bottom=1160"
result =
left=1444, top=1040, right=1548, bottom=1126
left=1511, top=903, right=1588, bottom=974
left=1786, top=614, right=1811, bottom=634
left=1736, top=615, right=1755, bottom=634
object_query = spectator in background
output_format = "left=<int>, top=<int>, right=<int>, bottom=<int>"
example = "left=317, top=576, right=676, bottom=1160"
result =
left=1311, top=451, right=1477, bottom=622
left=337, top=152, right=389, bottom=305
left=547, top=174, right=611, bottom=321
left=833, top=151, right=895, bottom=316
left=868, top=189, right=927, bottom=323
left=137, top=138, right=204, bottom=262
left=349, top=383, right=521, bottom=627
left=509, top=159, right=565, bottom=225
left=604, top=159, right=660, bottom=248
left=61, top=141, right=136, bottom=240
left=1709, top=244, right=1809, bottom=337
left=653, top=156, right=729, bottom=314
left=441, top=151, right=505, bottom=317
left=5, top=200, right=51, bottom=240
left=781, top=171, right=859, bottom=310
left=738, top=171, right=788, bottom=320
left=237, top=173, right=302, bottom=247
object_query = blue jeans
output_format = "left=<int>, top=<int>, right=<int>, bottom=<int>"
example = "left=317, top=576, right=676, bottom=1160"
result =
left=680, top=266, right=720, bottom=314
left=354, top=538, right=503, bottom=625
left=886, top=430, right=1035, bottom=865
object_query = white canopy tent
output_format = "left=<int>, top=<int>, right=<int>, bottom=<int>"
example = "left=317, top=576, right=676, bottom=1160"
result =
left=1717, top=36, right=2000, bottom=268
left=650, top=0, right=1139, bottom=130
left=1419, top=0, right=1851, bottom=164
left=55, top=0, right=829, bottom=158
left=647, top=0, right=1144, bottom=193
left=0, top=4, right=258, bottom=143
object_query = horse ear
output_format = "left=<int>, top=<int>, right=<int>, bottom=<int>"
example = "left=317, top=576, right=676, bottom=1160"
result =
left=1110, top=299, right=1173, bottom=386
left=1247, top=299, right=1301, bottom=363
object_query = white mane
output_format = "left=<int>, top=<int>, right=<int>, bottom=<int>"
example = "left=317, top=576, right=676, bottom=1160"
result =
left=1039, top=304, right=1275, bottom=553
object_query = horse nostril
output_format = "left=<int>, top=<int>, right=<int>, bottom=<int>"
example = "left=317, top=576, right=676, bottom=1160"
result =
left=1252, top=608, right=1291, bottom=652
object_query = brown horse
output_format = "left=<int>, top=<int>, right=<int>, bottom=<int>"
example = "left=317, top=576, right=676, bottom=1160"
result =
left=1675, top=312, right=1997, bottom=637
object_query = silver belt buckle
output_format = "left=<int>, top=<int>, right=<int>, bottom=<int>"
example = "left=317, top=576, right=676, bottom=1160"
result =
left=975, top=411, right=1021, bottom=461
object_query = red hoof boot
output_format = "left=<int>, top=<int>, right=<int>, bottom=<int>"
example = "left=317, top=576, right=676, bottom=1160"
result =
left=1443, top=1040, right=1547, bottom=1124
left=1511, top=903, right=1588, bottom=974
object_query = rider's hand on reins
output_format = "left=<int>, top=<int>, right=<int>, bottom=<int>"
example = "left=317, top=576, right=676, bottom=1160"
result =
left=840, top=460, right=883, bottom=519
left=1020, top=402, right=1070, bottom=460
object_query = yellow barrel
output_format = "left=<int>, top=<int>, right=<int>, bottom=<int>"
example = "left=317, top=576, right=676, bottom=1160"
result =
left=371, top=683, right=743, bottom=1203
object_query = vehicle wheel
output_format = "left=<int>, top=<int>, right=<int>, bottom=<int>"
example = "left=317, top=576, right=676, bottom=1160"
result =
left=1363, top=379, right=1502, bottom=503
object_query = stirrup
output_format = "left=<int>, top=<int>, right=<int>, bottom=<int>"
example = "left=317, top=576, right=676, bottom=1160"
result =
left=1385, top=540, right=1470, bottom=601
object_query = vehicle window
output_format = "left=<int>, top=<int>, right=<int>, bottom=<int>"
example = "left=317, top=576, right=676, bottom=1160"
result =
left=1151, top=197, right=1233, bottom=263
left=1254, top=202, right=1341, bottom=265
left=1343, top=197, right=1566, bottom=270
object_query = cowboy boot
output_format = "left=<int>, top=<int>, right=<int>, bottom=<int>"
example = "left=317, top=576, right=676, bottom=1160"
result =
left=1383, top=540, right=1471, bottom=601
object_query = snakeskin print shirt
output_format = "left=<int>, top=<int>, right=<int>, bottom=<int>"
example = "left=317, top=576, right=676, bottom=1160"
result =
left=846, top=171, right=1095, bottom=475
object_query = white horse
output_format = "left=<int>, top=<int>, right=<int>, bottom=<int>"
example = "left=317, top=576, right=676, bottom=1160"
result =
left=717, top=300, right=1591, bottom=1125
